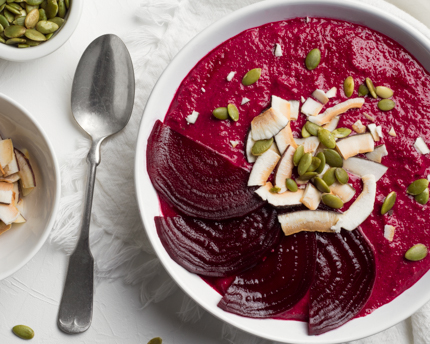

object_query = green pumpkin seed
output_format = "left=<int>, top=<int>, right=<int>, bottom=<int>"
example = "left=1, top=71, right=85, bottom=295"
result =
left=323, top=149, right=343, bottom=167
left=405, top=244, right=428, bottom=261
left=323, top=167, right=337, bottom=186
left=315, top=152, right=326, bottom=174
left=0, top=14, right=9, bottom=28
left=0, top=23, right=3, bottom=33
left=5, top=4, right=22, bottom=14
left=335, top=168, right=349, bottom=185
left=45, top=0, right=58, bottom=18
left=375, top=86, right=393, bottom=99
left=40, top=0, right=47, bottom=9
left=298, top=152, right=312, bottom=176
left=24, top=28, right=45, bottom=41
left=251, top=138, right=273, bottom=156
left=25, top=38, right=40, bottom=45
left=332, top=128, right=351, bottom=138
left=4, top=24, right=25, bottom=37
left=307, top=157, right=321, bottom=172
left=286, top=178, right=298, bottom=192
left=343, top=76, right=354, bottom=98
left=4, top=9, right=14, bottom=22
left=26, top=4, right=39, bottom=12
left=378, top=99, right=395, bottom=111
left=58, top=0, right=65, bottom=18
left=314, top=177, right=330, bottom=193
left=305, top=48, right=321, bottom=70
left=5, top=0, right=12, bottom=3
left=293, top=145, right=304, bottom=166
left=26, top=0, right=44, bottom=5
left=17, top=43, right=28, bottom=47
left=45, top=32, right=52, bottom=39
left=0, top=0, right=5, bottom=6
left=297, top=171, right=318, bottom=181
left=36, top=19, right=58, bottom=34
left=12, top=16, right=25, bottom=25
left=301, top=125, right=311, bottom=138
left=148, top=337, right=162, bottom=344
left=322, top=193, right=344, bottom=209
left=48, top=16, right=63, bottom=27
left=365, top=77, right=377, bottom=98
left=38, top=8, right=47, bottom=21
left=12, top=325, right=34, bottom=340
left=242, top=68, right=261, bottom=86
left=270, top=186, right=281, bottom=194
left=358, top=84, right=369, bottom=97
left=305, top=121, right=321, bottom=136
left=415, top=188, right=429, bottom=205
left=381, top=191, right=396, bottom=214
left=227, top=104, right=239, bottom=121
left=407, top=179, right=429, bottom=195
left=318, top=128, right=336, bottom=149
left=0, top=36, right=5, bottom=43
left=5, top=37, right=25, bottom=44
left=24, top=8, right=39, bottom=28
left=65, top=0, right=69, bottom=8
left=212, top=107, right=228, bottom=120
left=0, top=4, right=4, bottom=12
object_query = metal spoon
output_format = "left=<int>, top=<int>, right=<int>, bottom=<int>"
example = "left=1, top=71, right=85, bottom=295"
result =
left=57, top=34, right=135, bottom=334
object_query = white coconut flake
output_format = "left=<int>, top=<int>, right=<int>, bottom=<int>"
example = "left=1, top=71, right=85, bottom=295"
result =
left=376, top=125, right=383, bottom=138
left=389, top=127, right=396, bottom=137
left=414, top=137, right=430, bottom=155
left=306, top=16, right=310, bottom=23
left=368, top=123, right=380, bottom=141
left=301, top=98, right=324, bottom=117
left=325, top=87, right=337, bottom=98
left=301, top=96, right=306, bottom=103
left=230, top=140, right=239, bottom=148
left=274, top=43, right=283, bottom=57
left=226, top=71, right=236, bottom=82
left=384, top=225, right=395, bottom=242
left=241, top=97, right=250, bottom=105
left=352, top=120, right=366, bottom=134
left=288, top=100, right=300, bottom=120
left=186, top=111, right=199, bottom=124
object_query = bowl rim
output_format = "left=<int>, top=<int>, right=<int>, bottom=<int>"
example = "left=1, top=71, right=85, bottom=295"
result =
left=0, top=92, right=61, bottom=281
left=135, top=0, right=430, bottom=342
left=0, top=0, right=84, bottom=62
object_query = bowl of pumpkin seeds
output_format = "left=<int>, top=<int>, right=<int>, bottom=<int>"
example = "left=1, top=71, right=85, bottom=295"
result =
left=0, top=0, right=83, bottom=61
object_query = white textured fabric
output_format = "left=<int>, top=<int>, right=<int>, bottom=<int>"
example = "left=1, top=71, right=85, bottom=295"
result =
left=50, top=0, right=430, bottom=343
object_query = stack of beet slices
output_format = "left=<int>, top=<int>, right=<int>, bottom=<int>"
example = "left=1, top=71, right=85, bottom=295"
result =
left=147, top=120, right=376, bottom=335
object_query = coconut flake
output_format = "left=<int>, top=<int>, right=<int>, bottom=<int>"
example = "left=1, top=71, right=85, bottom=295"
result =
left=288, top=100, right=300, bottom=120
left=245, top=132, right=256, bottom=163
left=241, top=97, right=250, bottom=105
left=363, top=113, right=375, bottom=122
left=335, top=133, right=374, bottom=160
left=306, top=16, right=310, bottom=23
left=185, top=111, right=199, bottom=124
left=294, top=136, right=320, bottom=156
left=352, top=120, right=366, bottom=134
left=274, top=145, right=295, bottom=192
left=300, top=183, right=321, bottom=210
left=230, top=140, right=239, bottom=148
left=278, top=210, right=340, bottom=236
left=343, top=157, right=388, bottom=182
left=301, top=96, right=306, bottom=103
left=414, top=137, right=430, bottom=155
left=308, top=98, right=365, bottom=126
left=329, top=182, right=356, bottom=203
left=322, top=116, right=339, bottom=132
left=368, top=123, right=380, bottom=141
left=251, top=107, right=289, bottom=141
left=255, top=182, right=273, bottom=201
left=201, top=87, right=206, bottom=93
left=226, top=71, right=236, bottom=81
left=325, top=87, right=337, bottom=98
left=312, top=89, right=329, bottom=105
left=384, top=225, right=395, bottom=242
left=275, top=125, right=297, bottom=155
left=301, top=98, right=324, bottom=116
left=389, top=127, right=396, bottom=137
left=274, top=43, right=283, bottom=57
left=272, top=95, right=291, bottom=120
left=366, top=144, right=388, bottom=163
left=248, top=149, right=280, bottom=186
left=267, top=189, right=304, bottom=208
left=376, top=126, right=383, bottom=138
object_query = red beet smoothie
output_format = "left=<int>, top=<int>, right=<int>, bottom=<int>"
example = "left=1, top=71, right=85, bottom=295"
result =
left=161, top=17, right=430, bottom=319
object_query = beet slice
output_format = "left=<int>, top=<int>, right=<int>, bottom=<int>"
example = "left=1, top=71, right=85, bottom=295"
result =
left=309, top=230, right=376, bottom=335
left=217, top=232, right=317, bottom=318
left=147, top=120, right=265, bottom=220
left=155, top=206, right=281, bottom=277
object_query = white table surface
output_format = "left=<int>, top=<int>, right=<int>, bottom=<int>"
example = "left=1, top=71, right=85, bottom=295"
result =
left=0, top=1, right=429, bottom=343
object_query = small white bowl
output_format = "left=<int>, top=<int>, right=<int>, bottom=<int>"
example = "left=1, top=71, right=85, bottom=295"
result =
left=0, top=93, right=60, bottom=281
left=135, top=0, right=430, bottom=343
left=0, top=0, right=83, bottom=62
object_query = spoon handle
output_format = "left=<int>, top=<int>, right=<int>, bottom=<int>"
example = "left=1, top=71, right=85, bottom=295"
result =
left=57, top=139, right=103, bottom=334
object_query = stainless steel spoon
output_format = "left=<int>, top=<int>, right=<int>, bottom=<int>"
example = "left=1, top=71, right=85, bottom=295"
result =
left=57, top=34, right=135, bottom=334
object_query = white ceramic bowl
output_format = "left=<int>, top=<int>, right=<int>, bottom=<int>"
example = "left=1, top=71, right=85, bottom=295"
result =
left=0, top=0, right=83, bottom=62
left=0, top=93, right=60, bottom=280
left=135, top=1, right=430, bottom=342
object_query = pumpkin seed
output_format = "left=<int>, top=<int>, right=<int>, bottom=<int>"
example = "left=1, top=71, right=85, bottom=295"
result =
left=0, top=14, right=9, bottom=28
left=5, top=0, right=12, bottom=3
left=405, top=244, right=428, bottom=261
left=298, top=152, right=312, bottom=176
left=58, top=0, right=65, bottom=18
left=323, top=167, right=336, bottom=186
left=322, top=193, right=344, bottom=209
left=0, top=0, right=5, bottom=6
left=335, top=168, right=349, bottom=185
left=48, top=16, right=63, bottom=27
left=24, top=28, right=45, bottom=41
left=293, top=145, right=304, bottom=166
left=12, top=325, right=34, bottom=340
left=381, top=191, right=396, bottom=214
left=315, top=152, right=326, bottom=174
left=5, top=37, right=25, bottom=44
left=365, top=77, right=377, bottom=98
left=4, top=24, right=25, bottom=37
left=301, top=125, right=311, bottom=138
left=332, top=128, right=351, bottom=138
left=358, top=84, right=369, bottom=97
left=40, top=0, right=47, bottom=9
left=148, top=337, right=163, bottom=344
left=12, top=16, right=24, bottom=25
left=415, top=188, right=429, bottom=205
left=343, top=76, right=354, bottom=97
left=251, top=138, right=273, bottom=156
left=45, top=32, right=52, bottom=39
left=26, top=0, right=44, bottom=5
left=242, top=68, right=261, bottom=86
left=305, top=48, right=321, bottom=70
left=407, top=179, right=429, bottom=195
left=212, top=107, right=228, bottom=120
left=286, top=178, right=298, bottom=192
left=4, top=9, right=14, bottom=22
left=5, top=4, right=22, bottom=15
left=65, top=0, right=69, bottom=9
left=378, top=99, right=395, bottom=111
left=376, top=86, right=393, bottom=99
left=38, top=8, right=47, bottom=21
left=297, top=171, right=318, bottom=181
left=26, top=4, right=39, bottom=12
left=323, top=149, right=343, bottom=167
left=314, top=177, right=330, bottom=193
left=24, top=8, right=39, bottom=28
left=307, top=157, right=321, bottom=172
left=318, top=128, right=336, bottom=149
left=45, top=0, right=58, bottom=19
left=305, top=121, right=320, bottom=136
left=227, top=104, right=239, bottom=121
left=269, top=186, right=281, bottom=194
left=25, top=38, right=40, bottom=45
left=0, top=36, right=5, bottom=43
left=0, top=23, right=3, bottom=33
left=17, top=43, right=28, bottom=47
